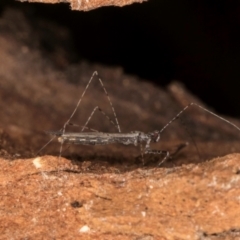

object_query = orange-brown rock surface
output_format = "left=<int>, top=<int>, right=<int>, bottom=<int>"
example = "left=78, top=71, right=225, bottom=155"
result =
left=0, top=154, right=240, bottom=239
left=18, top=0, right=147, bottom=11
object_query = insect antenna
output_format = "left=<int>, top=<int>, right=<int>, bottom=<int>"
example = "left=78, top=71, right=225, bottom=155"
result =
left=159, top=102, right=240, bottom=134
left=155, top=102, right=240, bottom=161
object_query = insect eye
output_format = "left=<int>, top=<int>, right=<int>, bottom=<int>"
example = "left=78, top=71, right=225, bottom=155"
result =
left=151, top=131, right=160, bottom=142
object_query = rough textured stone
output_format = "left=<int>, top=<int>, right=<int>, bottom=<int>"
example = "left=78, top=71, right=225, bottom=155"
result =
left=0, top=154, right=240, bottom=239
left=18, top=0, right=148, bottom=11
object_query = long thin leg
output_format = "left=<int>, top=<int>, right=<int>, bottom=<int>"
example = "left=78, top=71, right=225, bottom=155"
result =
left=98, top=77, right=121, bottom=132
left=36, top=72, right=121, bottom=156
left=144, top=148, right=170, bottom=166
left=144, top=142, right=188, bottom=166
left=66, top=106, right=120, bottom=132
left=63, top=71, right=98, bottom=132
left=62, top=72, right=121, bottom=134
left=59, top=71, right=121, bottom=157
left=36, top=136, right=56, bottom=156
left=59, top=71, right=98, bottom=157
left=81, top=106, right=120, bottom=132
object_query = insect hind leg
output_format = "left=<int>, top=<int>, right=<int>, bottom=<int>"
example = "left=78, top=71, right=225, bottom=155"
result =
left=81, top=106, right=121, bottom=132
left=59, top=72, right=121, bottom=157
left=144, top=142, right=188, bottom=166
left=144, top=148, right=170, bottom=166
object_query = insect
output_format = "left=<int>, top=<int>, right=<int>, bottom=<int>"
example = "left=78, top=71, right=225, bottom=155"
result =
left=39, top=71, right=240, bottom=166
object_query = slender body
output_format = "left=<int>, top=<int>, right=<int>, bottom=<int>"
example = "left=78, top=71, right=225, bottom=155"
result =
left=47, top=130, right=180, bottom=165
left=39, top=71, right=240, bottom=166
left=47, top=130, right=158, bottom=151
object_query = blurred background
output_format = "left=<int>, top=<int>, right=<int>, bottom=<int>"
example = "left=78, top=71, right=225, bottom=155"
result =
left=1, top=0, right=239, bottom=117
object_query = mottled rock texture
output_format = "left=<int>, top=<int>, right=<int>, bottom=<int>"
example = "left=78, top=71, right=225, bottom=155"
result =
left=18, top=0, right=148, bottom=11
left=1, top=154, right=240, bottom=239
